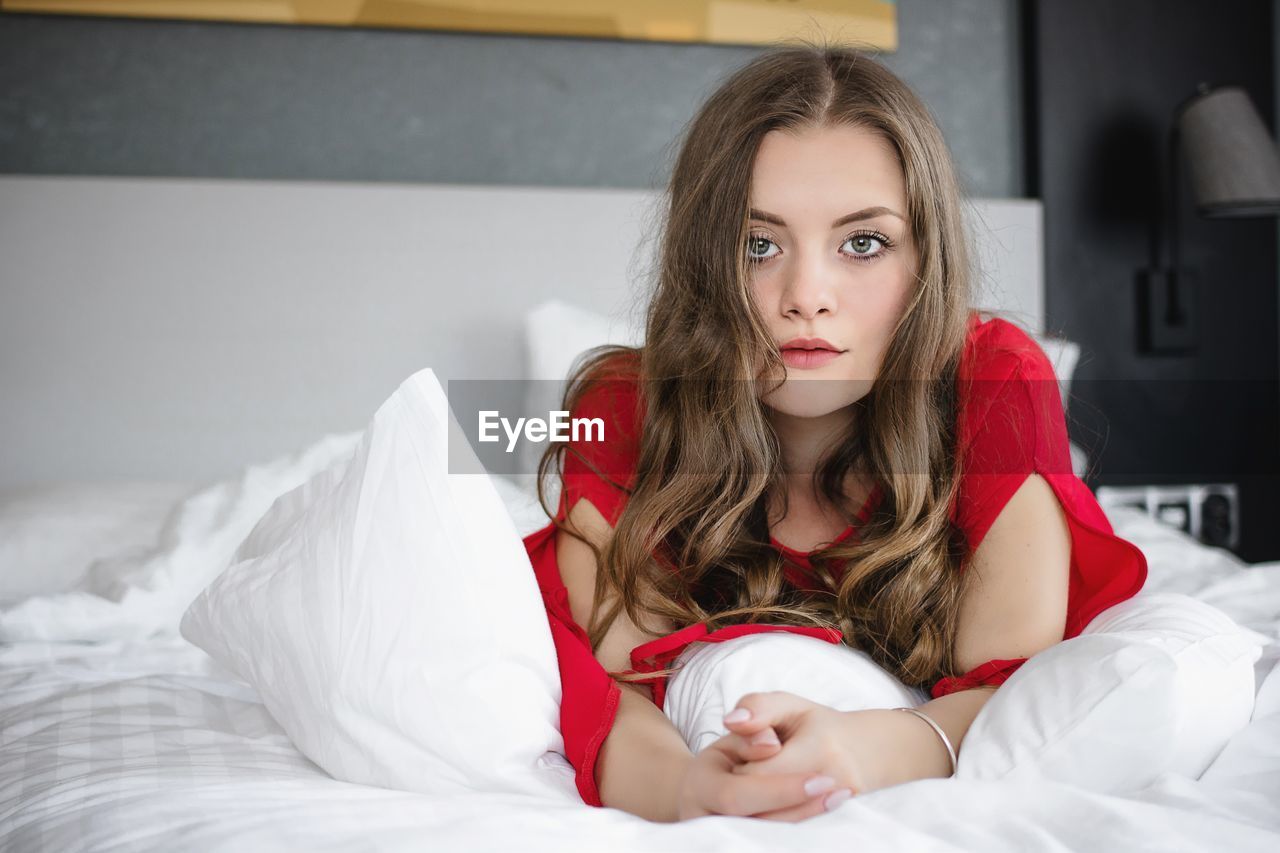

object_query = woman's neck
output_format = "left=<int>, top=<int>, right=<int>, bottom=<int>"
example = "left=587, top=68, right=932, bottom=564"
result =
left=764, top=404, right=872, bottom=529
left=768, top=405, right=854, bottom=481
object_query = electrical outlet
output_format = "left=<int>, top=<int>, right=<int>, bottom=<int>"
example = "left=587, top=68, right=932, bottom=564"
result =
left=1095, top=483, right=1239, bottom=551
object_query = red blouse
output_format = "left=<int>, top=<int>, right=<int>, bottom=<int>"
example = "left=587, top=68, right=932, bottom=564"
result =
left=521, top=311, right=1148, bottom=808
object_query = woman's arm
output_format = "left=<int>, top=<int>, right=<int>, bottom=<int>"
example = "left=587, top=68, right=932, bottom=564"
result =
left=560, top=498, right=826, bottom=821
left=885, top=686, right=997, bottom=780
left=723, top=473, right=1073, bottom=801
left=875, top=471, right=1074, bottom=780
left=596, top=682, right=694, bottom=821
left=556, top=497, right=692, bottom=821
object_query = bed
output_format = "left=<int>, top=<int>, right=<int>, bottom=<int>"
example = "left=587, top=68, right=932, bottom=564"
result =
left=1, top=176, right=1278, bottom=852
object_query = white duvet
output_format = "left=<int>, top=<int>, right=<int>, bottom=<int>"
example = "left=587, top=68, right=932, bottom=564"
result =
left=1, top=618, right=1278, bottom=852
left=3, top=424, right=1280, bottom=850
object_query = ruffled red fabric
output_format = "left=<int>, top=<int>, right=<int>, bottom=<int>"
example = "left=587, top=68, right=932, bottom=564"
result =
left=625, top=623, right=844, bottom=711
left=930, top=658, right=1029, bottom=698
left=522, top=313, right=1149, bottom=807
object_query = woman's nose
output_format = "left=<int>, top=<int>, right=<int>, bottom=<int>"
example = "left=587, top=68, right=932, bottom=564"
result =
left=782, top=267, right=836, bottom=319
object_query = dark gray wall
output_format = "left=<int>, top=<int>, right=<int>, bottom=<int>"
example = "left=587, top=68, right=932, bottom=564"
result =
left=1027, top=0, right=1279, bottom=561
left=0, top=1, right=1024, bottom=196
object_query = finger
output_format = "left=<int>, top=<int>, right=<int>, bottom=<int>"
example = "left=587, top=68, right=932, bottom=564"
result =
left=722, top=706, right=773, bottom=736
left=745, top=732, right=782, bottom=760
left=730, top=746, right=793, bottom=776
left=723, top=691, right=816, bottom=738
left=710, top=770, right=832, bottom=817
left=751, top=788, right=855, bottom=822
left=726, top=729, right=811, bottom=777
left=710, top=729, right=782, bottom=765
left=745, top=725, right=781, bottom=749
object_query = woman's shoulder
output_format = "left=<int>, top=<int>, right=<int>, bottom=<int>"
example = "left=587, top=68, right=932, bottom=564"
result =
left=555, top=348, right=644, bottom=526
left=562, top=347, right=645, bottom=470
left=568, top=348, right=644, bottom=429
left=960, top=311, right=1058, bottom=386
left=954, top=311, right=1068, bottom=464
left=581, top=346, right=643, bottom=382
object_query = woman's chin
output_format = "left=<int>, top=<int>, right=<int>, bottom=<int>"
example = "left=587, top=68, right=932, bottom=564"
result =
left=761, top=377, right=871, bottom=418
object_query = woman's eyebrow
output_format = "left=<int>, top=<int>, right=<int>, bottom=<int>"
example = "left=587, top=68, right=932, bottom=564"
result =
left=748, top=206, right=905, bottom=227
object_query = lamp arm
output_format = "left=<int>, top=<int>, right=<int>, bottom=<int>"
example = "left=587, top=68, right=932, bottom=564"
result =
left=1166, top=117, right=1180, bottom=274
left=1160, top=83, right=1210, bottom=326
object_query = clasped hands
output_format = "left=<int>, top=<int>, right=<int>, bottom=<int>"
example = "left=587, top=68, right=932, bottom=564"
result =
left=673, top=690, right=947, bottom=823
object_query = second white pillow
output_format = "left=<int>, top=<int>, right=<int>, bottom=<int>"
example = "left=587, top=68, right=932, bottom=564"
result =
left=180, top=368, right=567, bottom=801
left=663, top=632, right=929, bottom=756
left=957, top=591, right=1262, bottom=790
left=661, top=592, right=1262, bottom=794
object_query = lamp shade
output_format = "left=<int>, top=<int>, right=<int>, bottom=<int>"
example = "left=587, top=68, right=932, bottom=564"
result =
left=1178, top=86, right=1280, bottom=217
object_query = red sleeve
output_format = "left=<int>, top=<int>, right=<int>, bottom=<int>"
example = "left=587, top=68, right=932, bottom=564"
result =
left=535, top=354, right=642, bottom=807
left=554, top=357, right=643, bottom=528
left=545, top=594, right=622, bottom=807
left=950, top=347, right=1072, bottom=561
left=934, top=323, right=1146, bottom=699
left=521, top=522, right=621, bottom=808
left=931, top=658, right=1028, bottom=697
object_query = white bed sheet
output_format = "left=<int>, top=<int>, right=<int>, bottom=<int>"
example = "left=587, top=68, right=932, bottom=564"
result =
left=2, top=501, right=1279, bottom=852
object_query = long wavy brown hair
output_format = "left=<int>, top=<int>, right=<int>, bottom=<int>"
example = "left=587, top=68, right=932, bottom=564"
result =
left=535, top=41, right=980, bottom=691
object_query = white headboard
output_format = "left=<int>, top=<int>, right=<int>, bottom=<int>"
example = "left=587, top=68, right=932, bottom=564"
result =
left=0, top=175, right=1043, bottom=490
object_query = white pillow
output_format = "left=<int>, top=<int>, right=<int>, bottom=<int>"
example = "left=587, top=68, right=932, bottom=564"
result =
left=524, top=299, right=644, bottom=384
left=958, top=591, right=1264, bottom=790
left=489, top=473, right=557, bottom=538
left=0, top=481, right=190, bottom=604
left=663, top=633, right=930, bottom=755
left=521, top=299, right=643, bottom=476
left=661, top=592, right=1262, bottom=793
left=1028, top=332, right=1081, bottom=411
left=1027, top=332, right=1089, bottom=477
left=80, top=431, right=364, bottom=602
left=0, top=433, right=363, bottom=643
left=0, top=450, right=550, bottom=643
left=179, top=368, right=565, bottom=800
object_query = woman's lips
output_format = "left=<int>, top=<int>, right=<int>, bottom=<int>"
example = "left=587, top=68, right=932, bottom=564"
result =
left=781, top=348, right=843, bottom=369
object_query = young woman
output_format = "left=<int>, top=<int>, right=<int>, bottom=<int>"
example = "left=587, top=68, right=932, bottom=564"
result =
left=520, top=45, right=1147, bottom=823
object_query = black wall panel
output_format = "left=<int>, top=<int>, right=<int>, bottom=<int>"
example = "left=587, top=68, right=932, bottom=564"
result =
left=1027, top=0, right=1279, bottom=560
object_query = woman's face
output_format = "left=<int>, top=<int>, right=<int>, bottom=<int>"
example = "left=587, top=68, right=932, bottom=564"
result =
left=748, top=123, right=917, bottom=419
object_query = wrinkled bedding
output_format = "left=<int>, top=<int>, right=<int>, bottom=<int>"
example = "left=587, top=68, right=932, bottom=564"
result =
left=2, top=489, right=1279, bottom=852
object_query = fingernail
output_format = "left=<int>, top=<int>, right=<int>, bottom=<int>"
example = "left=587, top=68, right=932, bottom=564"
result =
left=803, top=775, right=836, bottom=796
left=749, top=729, right=779, bottom=747
left=724, top=708, right=751, bottom=724
left=823, top=788, right=853, bottom=811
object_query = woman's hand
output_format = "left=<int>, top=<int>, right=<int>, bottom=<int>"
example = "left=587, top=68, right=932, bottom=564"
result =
left=672, top=722, right=843, bottom=822
left=721, top=691, right=953, bottom=821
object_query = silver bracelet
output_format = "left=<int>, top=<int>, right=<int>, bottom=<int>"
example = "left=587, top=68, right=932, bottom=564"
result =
left=896, top=707, right=957, bottom=776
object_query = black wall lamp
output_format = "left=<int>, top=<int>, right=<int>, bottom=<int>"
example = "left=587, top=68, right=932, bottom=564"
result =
left=1139, top=83, right=1280, bottom=354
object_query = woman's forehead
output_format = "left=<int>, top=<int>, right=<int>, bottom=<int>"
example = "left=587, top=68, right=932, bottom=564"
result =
left=750, top=126, right=907, bottom=224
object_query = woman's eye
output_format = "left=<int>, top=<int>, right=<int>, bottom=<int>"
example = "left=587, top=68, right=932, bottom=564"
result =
left=843, top=233, right=886, bottom=258
left=746, top=232, right=891, bottom=265
left=746, top=235, right=779, bottom=263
